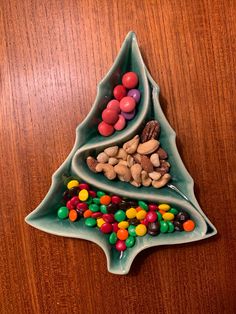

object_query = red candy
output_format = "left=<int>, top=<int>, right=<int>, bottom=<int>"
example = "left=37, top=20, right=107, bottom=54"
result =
left=112, top=222, right=119, bottom=233
left=91, top=212, right=103, bottom=219
left=107, top=100, right=121, bottom=113
left=103, top=214, right=115, bottom=223
left=100, top=223, right=113, bottom=234
left=146, top=211, right=157, bottom=222
left=79, top=183, right=90, bottom=190
left=89, top=190, right=97, bottom=198
left=122, top=72, right=138, bottom=89
left=119, top=96, right=136, bottom=113
left=111, top=195, right=122, bottom=204
left=66, top=200, right=74, bottom=210
left=115, top=240, right=126, bottom=251
left=102, top=108, right=119, bottom=125
left=141, top=218, right=149, bottom=226
left=113, top=85, right=127, bottom=101
left=98, top=121, right=114, bottom=136
left=114, top=114, right=126, bottom=131
left=76, top=202, right=88, bottom=211
left=70, top=196, right=79, bottom=207
left=148, top=204, right=158, bottom=211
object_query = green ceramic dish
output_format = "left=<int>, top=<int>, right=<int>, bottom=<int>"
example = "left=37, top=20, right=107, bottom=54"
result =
left=25, top=32, right=217, bottom=275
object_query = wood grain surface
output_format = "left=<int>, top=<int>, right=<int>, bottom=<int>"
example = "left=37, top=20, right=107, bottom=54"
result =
left=0, top=1, right=235, bottom=313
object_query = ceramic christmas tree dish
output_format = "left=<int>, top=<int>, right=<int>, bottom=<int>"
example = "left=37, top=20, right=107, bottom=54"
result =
left=25, top=32, right=217, bottom=275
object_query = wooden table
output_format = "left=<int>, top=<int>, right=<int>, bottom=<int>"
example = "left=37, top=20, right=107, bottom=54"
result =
left=1, top=1, right=235, bottom=313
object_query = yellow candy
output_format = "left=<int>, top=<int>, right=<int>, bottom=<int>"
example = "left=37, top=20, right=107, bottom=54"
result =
left=135, top=224, right=147, bottom=236
left=97, top=218, right=105, bottom=228
left=126, top=208, right=137, bottom=219
left=136, top=210, right=147, bottom=220
left=158, top=204, right=171, bottom=211
left=79, top=189, right=89, bottom=201
left=162, top=212, right=175, bottom=221
left=118, top=221, right=129, bottom=229
left=67, top=180, right=79, bottom=190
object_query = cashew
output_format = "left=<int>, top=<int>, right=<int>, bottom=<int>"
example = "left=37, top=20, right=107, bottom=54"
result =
left=127, top=155, right=134, bottom=168
left=137, top=139, right=160, bottom=155
left=116, top=148, right=128, bottom=160
left=130, top=163, right=142, bottom=184
left=123, top=135, right=140, bottom=154
left=96, top=163, right=116, bottom=180
left=97, top=152, right=109, bottom=163
left=104, top=146, right=119, bottom=157
left=149, top=171, right=162, bottom=181
left=108, top=157, right=119, bottom=165
left=133, top=153, right=141, bottom=163
left=150, top=153, right=160, bottom=167
left=118, top=160, right=128, bottom=167
left=114, top=164, right=131, bottom=182
left=141, top=171, right=152, bottom=187
left=152, top=173, right=171, bottom=188
left=130, top=180, right=141, bottom=187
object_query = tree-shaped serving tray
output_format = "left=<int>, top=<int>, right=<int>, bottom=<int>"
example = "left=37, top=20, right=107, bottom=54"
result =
left=25, top=32, right=217, bottom=275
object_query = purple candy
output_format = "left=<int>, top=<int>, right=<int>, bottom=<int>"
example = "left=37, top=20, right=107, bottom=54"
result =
left=127, top=89, right=141, bottom=103
left=121, top=110, right=136, bottom=120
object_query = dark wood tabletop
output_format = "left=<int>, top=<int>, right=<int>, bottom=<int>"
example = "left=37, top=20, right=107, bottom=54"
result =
left=1, top=1, right=235, bottom=313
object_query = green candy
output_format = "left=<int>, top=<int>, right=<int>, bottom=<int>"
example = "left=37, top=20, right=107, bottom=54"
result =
left=85, top=218, right=97, bottom=227
left=93, top=198, right=101, bottom=205
left=160, top=221, right=168, bottom=233
left=57, top=206, right=69, bottom=219
left=126, top=236, right=135, bottom=248
left=138, top=201, right=148, bottom=211
left=109, top=232, right=117, bottom=245
left=128, top=225, right=137, bottom=237
left=100, top=205, right=107, bottom=214
left=86, top=196, right=93, bottom=204
left=169, top=208, right=179, bottom=215
left=114, top=210, right=126, bottom=222
left=97, top=191, right=105, bottom=198
left=167, top=221, right=175, bottom=233
left=157, top=211, right=163, bottom=222
left=89, top=204, right=99, bottom=212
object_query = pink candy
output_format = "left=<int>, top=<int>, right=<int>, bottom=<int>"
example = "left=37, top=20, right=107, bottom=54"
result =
left=119, top=96, right=136, bottom=113
left=114, top=114, right=126, bottom=131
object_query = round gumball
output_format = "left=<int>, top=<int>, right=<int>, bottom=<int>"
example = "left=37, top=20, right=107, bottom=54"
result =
left=119, top=96, right=136, bottom=113
left=127, top=89, right=141, bottom=103
left=113, top=85, right=126, bottom=101
left=114, top=114, right=126, bottom=131
left=102, top=108, right=119, bottom=125
left=122, top=72, right=138, bottom=89
left=98, top=121, right=114, bottom=136
left=107, top=99, right=121, bottom=113
left=121, top=110, right=136, bottom=120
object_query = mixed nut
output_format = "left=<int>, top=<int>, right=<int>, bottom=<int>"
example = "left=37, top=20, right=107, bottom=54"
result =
left=86, top=120, right=171, bottom=188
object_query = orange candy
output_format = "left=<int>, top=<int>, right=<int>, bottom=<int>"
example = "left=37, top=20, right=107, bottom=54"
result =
left=83, top=209, right=92, bottom=218
left=100, top=195, right=111, bottom=205
left=117, top=229, right=128, bottom=240
left=69, top=209, right=78, bottom=222
left=159, top=209, right=166, bottom=215
left=135, top=206, right=143, bottom=212
left=183, top=220, right=195, bottom=232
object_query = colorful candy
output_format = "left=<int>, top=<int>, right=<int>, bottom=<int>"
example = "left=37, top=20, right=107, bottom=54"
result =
left=98, top=72, right=141, bottom=136
left=57, top=179, right=196, bottom=253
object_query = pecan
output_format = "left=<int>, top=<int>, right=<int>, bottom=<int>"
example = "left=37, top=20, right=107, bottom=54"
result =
left=86, top=156, right=98, bottom=173
left=155, top=160, right=170, bottom=175
left=141, top=120, right=160, bottom=143
left=157, top=147, right=168, bottom=159
left=140, top=155, right=154, bottom=173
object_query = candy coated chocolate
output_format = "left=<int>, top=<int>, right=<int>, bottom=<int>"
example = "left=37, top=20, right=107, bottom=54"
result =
left=114, top=114, right=126, bottom=131
left=102, top=108, right=119, bottom=125
left=122, top=72, right=138, bottom=89
left=127, top=89, right=141, bottom=103
left=107, top=99, right=121, bottom=113
left=121, top=109, right=136, bottom=120
left=119, top=96, right=136, bottom=113
left=176, top=211, right=190, bottom=223
left=113, top=85, right=127, bottom=101
left=98, top=121, right=114, bottom=136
